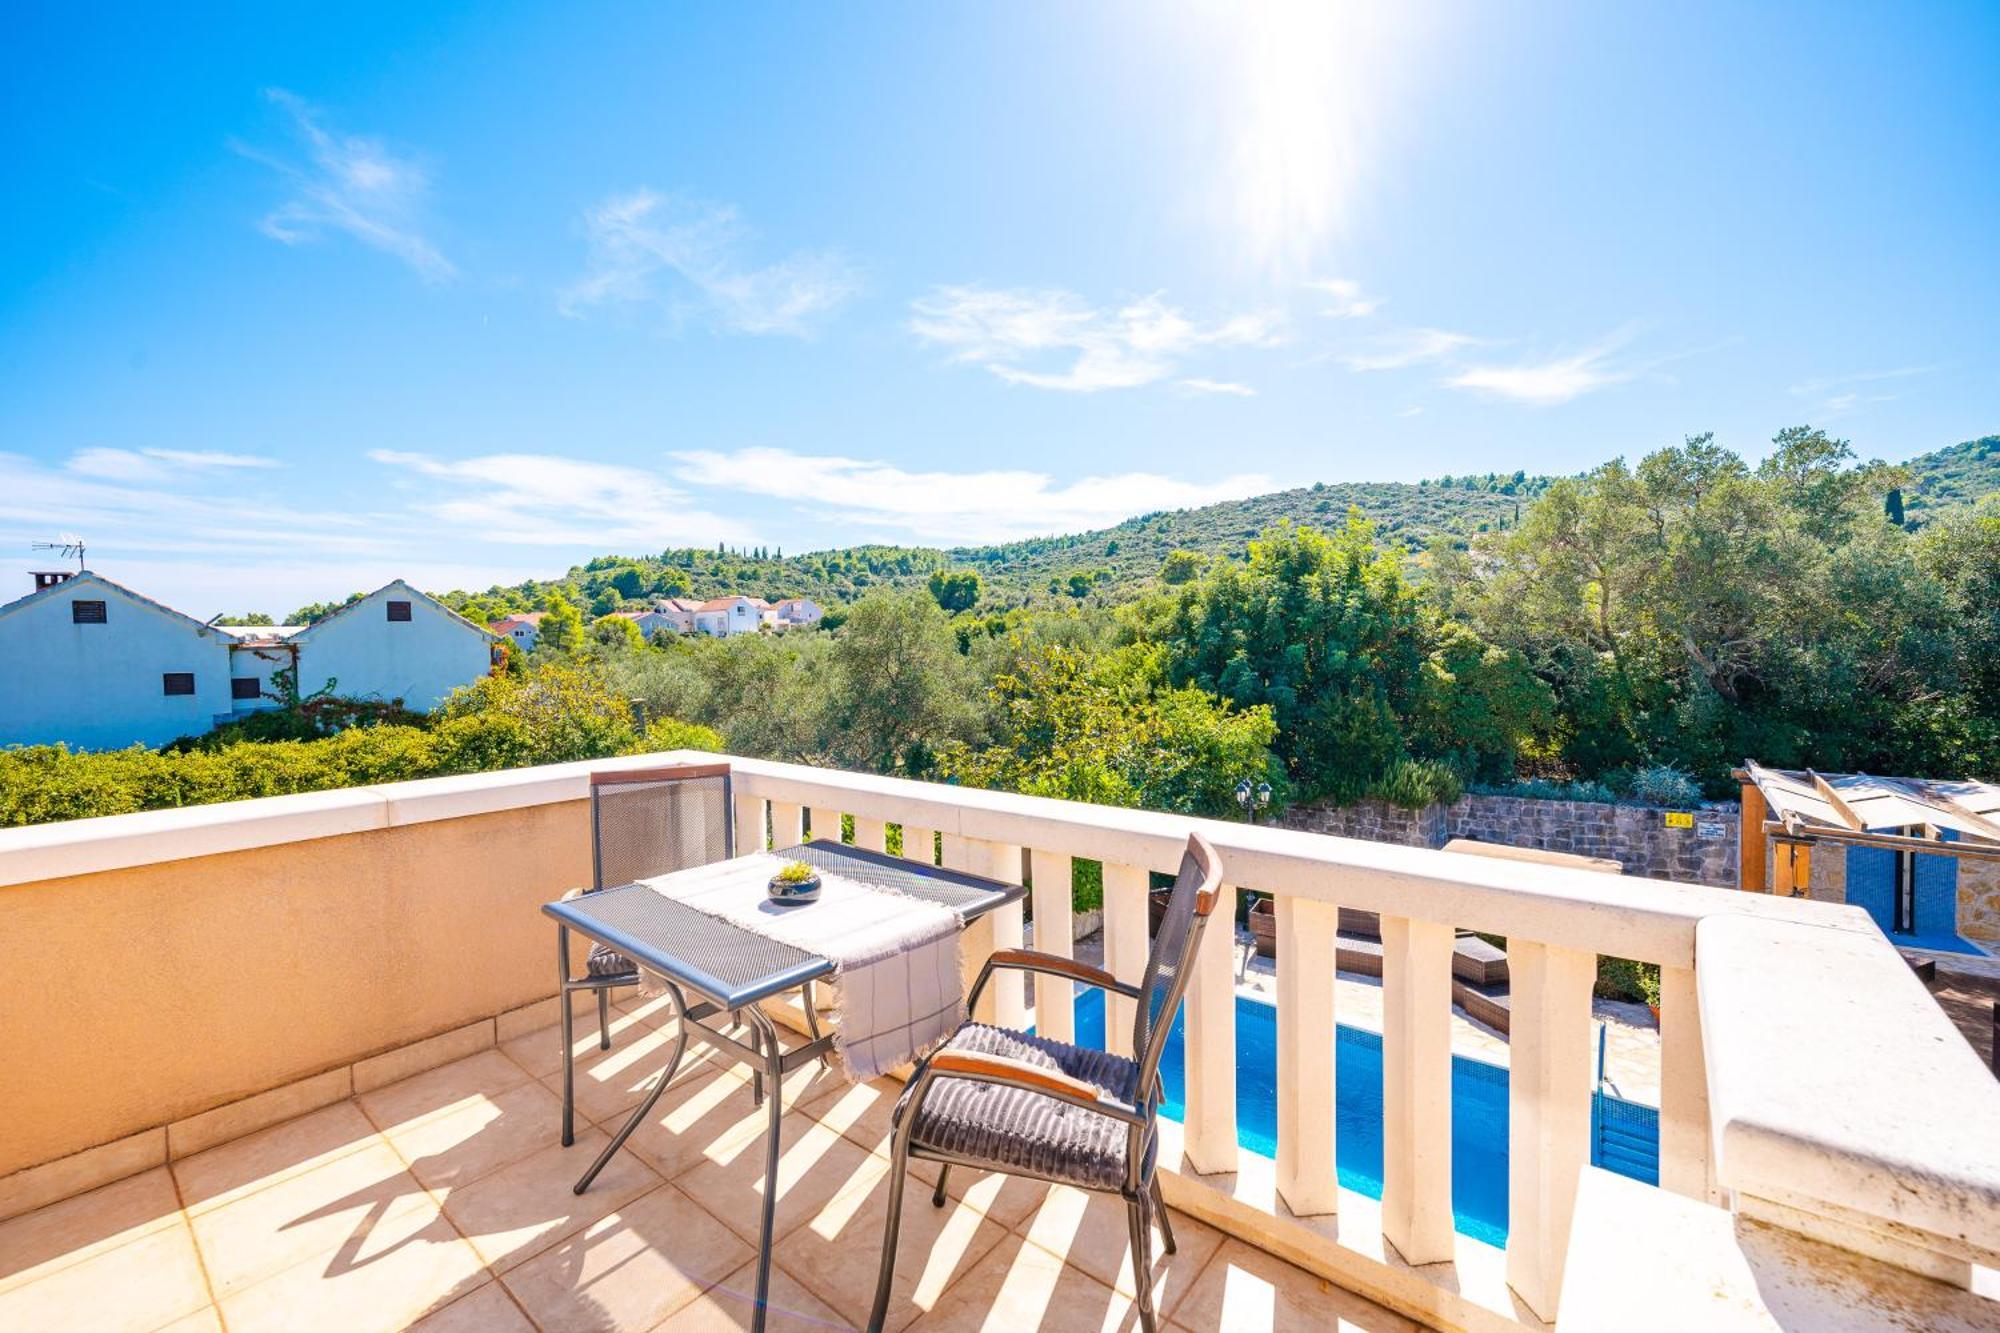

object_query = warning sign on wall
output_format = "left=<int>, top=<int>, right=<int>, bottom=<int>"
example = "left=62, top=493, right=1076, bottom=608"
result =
left=1663, top=811, right=1695, bottom=829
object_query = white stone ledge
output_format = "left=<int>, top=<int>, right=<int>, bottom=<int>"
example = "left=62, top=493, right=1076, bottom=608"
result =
left=723, top=755, right=1865, bottom=967
left=0, top=750, right=690, bottom=886
left=1699, top=912, right=2000, bottom=1270
left=2, top=748, right=1867, bottom=968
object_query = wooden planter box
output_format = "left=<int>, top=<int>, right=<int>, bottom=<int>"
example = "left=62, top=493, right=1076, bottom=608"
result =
left=1249, top=896, right=1276, bottom=957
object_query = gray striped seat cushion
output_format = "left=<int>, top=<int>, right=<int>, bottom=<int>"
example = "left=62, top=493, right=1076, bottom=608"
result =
left=585, top=942, right=638, bottom=978
left=895, top=1024, right=1151, bottom=1192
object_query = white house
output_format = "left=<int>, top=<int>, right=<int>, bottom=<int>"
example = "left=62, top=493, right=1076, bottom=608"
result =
left=489, top=612, right=543, bottom=653
left=288, top=581, right=495, bottom=711
left=0, top=571, right=236, bottom=749
left=214, top=624, right=306, bottom=714
left=0, top=572, right=496, bottom=751
left=692, top=595, right=770, bottom=638
left=770, top=597, right=824, bottom=630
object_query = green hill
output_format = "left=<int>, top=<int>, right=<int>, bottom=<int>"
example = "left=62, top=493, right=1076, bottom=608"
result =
left=432, top=437, right=1996, bottom=623
left=433, top=474, right=1543, bottom=621
left=1904, top=434, right=2000, bottom=523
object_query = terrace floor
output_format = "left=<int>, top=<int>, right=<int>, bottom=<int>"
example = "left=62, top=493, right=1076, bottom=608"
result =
left=0, top=992, right=1412, bottom=1332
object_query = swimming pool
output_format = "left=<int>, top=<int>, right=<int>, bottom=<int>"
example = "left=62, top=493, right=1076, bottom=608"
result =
left=1060, top=988, right=1659, bottom=1247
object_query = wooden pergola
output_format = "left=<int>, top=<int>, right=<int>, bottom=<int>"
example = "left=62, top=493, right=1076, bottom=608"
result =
left=1736, top=760, right=2000, bottom=896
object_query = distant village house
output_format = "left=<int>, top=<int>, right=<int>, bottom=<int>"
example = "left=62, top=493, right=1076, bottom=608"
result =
left=0, top=571, right=497, bottom=751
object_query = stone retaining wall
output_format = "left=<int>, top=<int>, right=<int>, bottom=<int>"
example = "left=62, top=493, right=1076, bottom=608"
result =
left=1281, top=792, right=1741, bottom=887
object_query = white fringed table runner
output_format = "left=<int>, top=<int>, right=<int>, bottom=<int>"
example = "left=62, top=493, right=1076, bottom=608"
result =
left=634, top=851, right=965, bottom=1080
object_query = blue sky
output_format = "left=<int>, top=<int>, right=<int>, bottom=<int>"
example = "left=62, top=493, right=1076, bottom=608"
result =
left=4, top=2, right=1996, bottom=615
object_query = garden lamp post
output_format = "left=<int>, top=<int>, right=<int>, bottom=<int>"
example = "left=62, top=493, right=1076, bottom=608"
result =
left=1235, top=778, right=1272, bottom=824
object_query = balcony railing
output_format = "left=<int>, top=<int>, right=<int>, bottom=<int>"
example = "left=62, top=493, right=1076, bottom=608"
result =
left=2, top=750, right=1996, bottom=1329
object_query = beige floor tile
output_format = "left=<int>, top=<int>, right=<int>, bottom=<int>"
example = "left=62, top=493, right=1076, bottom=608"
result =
left=936, top=1167, right=1061, bottom=1231
left=533, top=1024, right=700, bottom=1126
left=188, top=1140, right=439, bottom=1296
left=799, top=1074, right=905, bottom=1158
left=217, top=1209, right=489, bottom=1333
left=653, top=1258, right=850, bottom=1332
left=797, top=1075, right=942, bottom=1187
left=1165, top=1239, right=1418, bottom=1333
left=408, top=1279, right=536, bottom=1332
left=778, top=1162, right=1012, bottom=1332
left=501, top=1008, right=682, bottom=1081
left=1016, top=1185, right=1224, bottom=1313
left=611, top=990, right=686, bottom=1029
left=608, top=1064, right=764, bottom=1181
left=439, top=1129, right=661, bottom=1273
left=0, top=1219, right=210, bottom=1333
left=381, top=1079, right=567, bottom=1195
left=173, top=1101, right=384, bottom=1216
left=908, top=1234, right=1139, bottom=1332
left=0, top=1167, right=184, bottom=1292
left=357, top=1050, right=532, bottom=1134
left=675, top=1113, right=888, bottom=1248
left=500, top=1183, right=754, bottom=1331
left=155, top=1307, right=225, bottom=1332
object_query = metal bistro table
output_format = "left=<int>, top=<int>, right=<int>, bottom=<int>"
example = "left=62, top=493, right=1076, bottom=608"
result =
left=542, top=840, right=1026, bottom=1331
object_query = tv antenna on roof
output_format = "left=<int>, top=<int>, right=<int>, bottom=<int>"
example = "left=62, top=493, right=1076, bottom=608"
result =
left=31, top=534, right=87, bottom=571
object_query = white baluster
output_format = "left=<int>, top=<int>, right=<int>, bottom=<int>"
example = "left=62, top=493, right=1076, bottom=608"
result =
left=851, top=815, right=887, bottom=854
left=808, top=806, right=842, bottom=844
left=899, top=825, right=936, bottom=865
left=1029, top=849, right=1075, bottom=1043
left=1506, top=940, right=1596, bottom=1322
left=768, top=801, right=804, bottom=850
left=1381, top=914, right=1455, bottom=1261
left=1100, top=862, right=1149, bottom=1058
left=965, top=839, right=1025, bottom=1028
left=1183, top=881, right=1238, bottom=1176
left=1657, top=964, right=1714, bottom=1202
left=732, top=794, right=767, bottom=853
left=1277, top=895, right=1339, bottom=1216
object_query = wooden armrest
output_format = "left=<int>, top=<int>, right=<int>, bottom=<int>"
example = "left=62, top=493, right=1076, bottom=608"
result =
left=928, top=1050, right=1099, bottom=1101
left=985, top=948, right=1137, bottom=996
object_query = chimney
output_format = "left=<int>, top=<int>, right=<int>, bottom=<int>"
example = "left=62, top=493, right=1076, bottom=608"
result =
left=31, top=571, right=74, bottom=592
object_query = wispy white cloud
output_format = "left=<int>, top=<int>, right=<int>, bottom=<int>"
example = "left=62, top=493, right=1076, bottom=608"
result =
left=560, top=190, right=860, bottom=337
left=1445, top=334, right=1636, bottom=405
left=1307, top=278, right=1380, bottom=319
left=239, top=89, right=454, bottom=282
left=66, top=447, right=280, bottom=482
left=910, top=286, right=1281, bottom=393
left=1179, top=378, right=1258, bottom=397
left=368, top=449, right=754, bottom=548
left=1397, top=406, right=1424, bottom=417
left=1337, top=326, right=1481, bottom=372
left=1788, top=365, right=1939, bottom=418
left=672, top=446, right=1275, bottom=544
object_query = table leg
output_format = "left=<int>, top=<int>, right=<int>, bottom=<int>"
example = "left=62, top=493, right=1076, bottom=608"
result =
left=746, top=1007, right=786, bottom=1333
left=557, top=925, right=576, bottom=1148
left=575, top=983, right=690, bottom=1195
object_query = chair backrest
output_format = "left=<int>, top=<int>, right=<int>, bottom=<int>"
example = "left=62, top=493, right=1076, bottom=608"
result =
left=1132, top=831, right=1225, bottom=1091
left=589, top=763, right=734, bottom=891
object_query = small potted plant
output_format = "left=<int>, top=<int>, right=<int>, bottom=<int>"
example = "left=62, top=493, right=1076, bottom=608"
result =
left=766, top=858, right=822, bottom=904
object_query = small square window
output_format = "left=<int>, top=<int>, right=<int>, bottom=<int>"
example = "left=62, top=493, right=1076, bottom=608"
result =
left=387, top=600, right=413, bottom=622
left=231, top=677, right=262, bottom=701
left=71, top=600, right=107, bottom=624
left=162, top=672, right=196, bottom=696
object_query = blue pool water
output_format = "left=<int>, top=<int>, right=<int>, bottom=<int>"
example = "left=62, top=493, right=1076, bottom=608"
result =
left=1061, top=988, right=1659, bottom=1247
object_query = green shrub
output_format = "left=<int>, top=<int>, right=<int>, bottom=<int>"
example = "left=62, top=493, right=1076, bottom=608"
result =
left=1595, top=956, right=1662, bottom=1007
left=0, top=662, right=721, bottom=828
left=1629, top=763, right=1702, bottom=808
left=1367, top=757, right=1464, bottom=810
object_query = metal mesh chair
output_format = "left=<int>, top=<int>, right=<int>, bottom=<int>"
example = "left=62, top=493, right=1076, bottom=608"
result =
left=557, top=763, right=733, bottom=1144
left=868, top=831, right=1224, bottom=1333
